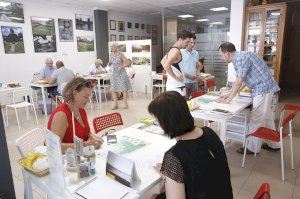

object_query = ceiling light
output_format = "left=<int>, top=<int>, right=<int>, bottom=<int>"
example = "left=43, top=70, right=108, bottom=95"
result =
left=0, top=2, right=10, bottom=7
left=271, top=12, right=280, bottom=16
left=210, top=22, right=223, bottom=25
left=210, top=7, right=228, bottom=11
left=178, top=14, right=194, bottom=18
left=196, top=19, right=209, bottom=22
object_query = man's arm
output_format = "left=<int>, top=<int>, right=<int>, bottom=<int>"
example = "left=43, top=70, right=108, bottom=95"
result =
left=184, top=72, right=197, bottom=81
left=162, top=49, right=183, bottom=82
left=48, top=72, right=57, bottom=85
left=217, top=77, right=243, bottom=103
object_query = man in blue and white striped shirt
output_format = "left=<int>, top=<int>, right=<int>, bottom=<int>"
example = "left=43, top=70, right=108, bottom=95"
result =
left=217, top=42, right=280, bottom=154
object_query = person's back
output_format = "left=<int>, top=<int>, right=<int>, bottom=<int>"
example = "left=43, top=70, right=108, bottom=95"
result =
left=161, top=126, right=233, bottom=199
left=52, top=67, right=75, bottom=92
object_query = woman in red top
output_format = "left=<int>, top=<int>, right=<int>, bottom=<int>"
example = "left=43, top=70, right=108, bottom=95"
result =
left=47, top=77, right=103, bottom=153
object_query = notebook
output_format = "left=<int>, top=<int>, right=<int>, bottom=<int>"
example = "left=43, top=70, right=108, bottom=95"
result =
left=75, top=176, right=129, bottom=199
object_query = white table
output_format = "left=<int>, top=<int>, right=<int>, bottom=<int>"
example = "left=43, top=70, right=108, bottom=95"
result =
left=29, top=83, right=57, bottom=116
left=191, top=94, right=252, bottom=145
left=23, top=124, right=175, bottom=198
left=82, top=73, right=112, bottom=104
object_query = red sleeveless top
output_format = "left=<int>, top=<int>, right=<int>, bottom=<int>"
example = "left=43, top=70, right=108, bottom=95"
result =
left=47, top=103, right=90, bottom=143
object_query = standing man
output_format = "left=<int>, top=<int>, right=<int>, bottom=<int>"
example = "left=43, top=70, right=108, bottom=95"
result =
left=180, top=34, right=202, bottom=99
left=161, top=30, right=193, bottom=97
left=40, top=58, right=56, bottom=80
left=217, top=42, right=280, bottom=154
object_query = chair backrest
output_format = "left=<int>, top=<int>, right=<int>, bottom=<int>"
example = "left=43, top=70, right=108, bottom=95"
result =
left=189, top=90, right=207, bottom=99
left=11, top=88, right=32, bottom=105
left=15, top=128, right=45, bottom=157
left=253, top=183, right=270, bottom=199
left=205, top=80, right=216, bottom=91
left=93, top=112, right=124, bottom=134
left=162, top=74, right=168, bottom=81
left=281, top=111, right=298, bottom=128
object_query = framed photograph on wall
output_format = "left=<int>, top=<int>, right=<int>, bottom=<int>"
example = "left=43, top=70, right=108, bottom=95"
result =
left=118, top=21, right=125, bottom=32
left=119, top=35, right=125, bottom=41
left=110, top=20, right=116, bottom=30
left=141, top=36, right=146, bottom=40
left=135, top=23, right=139, bottom=29
left=146, top=24, right=150, bottom=33
left=134, top=36, right=140, bottom=40
left=0, top=1, right=24, bottom=23
left=75, top=14, right=93, bottom=31
left=77, top=36, right=94, bottom=52
left=58, top=18, right=73, bottom=42
left=127, top=22, right=132, bottom=29
left=152, top=37, right=157, bottom=45
left=127, top=35, right=133, bottom=40
left=31, top=16, right=57, bottom=52
left=110, top=34, right=116, bottom=41
left=141, top=24, right=145, bottom=29
left=1, top=26, right=25, bottom=54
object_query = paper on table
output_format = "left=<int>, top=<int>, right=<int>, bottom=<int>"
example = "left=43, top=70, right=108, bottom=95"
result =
left=75, top=175, right=129, bottom=199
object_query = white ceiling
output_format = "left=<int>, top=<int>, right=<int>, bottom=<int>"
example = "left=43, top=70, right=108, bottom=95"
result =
left=25, top=0, right=230, bottom=17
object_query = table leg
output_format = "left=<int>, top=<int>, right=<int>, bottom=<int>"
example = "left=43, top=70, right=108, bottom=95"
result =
left=219, top=120, right=227, bottom=145
left=23, top=169, right=33, bottom=199
left=98, top=78, right=102, bottom=105
left=41, top=87, right=47, bottom=116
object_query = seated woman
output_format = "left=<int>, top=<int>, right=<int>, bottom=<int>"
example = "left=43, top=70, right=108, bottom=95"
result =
left=47, top=77, right=103, bottom=153
left=148, top=91, right=233, bottom=199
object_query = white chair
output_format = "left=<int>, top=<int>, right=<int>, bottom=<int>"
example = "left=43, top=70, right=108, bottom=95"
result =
left=16, top=128, right=45, bottom=157
left=55, top=82, right=67, bottom=108
left=100, top=78, right=110, bottom=102
left=5, top=88, right=38, bottom=131
left=130, top=73, right=136, bottom=100
left=151, top=74, right=167, bottom=99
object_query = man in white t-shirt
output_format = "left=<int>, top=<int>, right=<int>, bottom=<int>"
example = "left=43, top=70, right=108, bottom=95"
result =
left=49, top=60, right=75, bottom=97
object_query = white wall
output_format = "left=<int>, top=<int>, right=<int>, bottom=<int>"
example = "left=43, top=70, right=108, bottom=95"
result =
left=107, top=10, right=162, bottom=71
left=0, top=0, right=97, bottom=86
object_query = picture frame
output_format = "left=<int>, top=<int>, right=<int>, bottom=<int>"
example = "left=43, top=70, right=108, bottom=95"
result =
left=110, top=20, right=116, bottom=30
left=141, top=24, right=145, bottom=29
left=152, top=37, right=157, bottom=45
left=127, top=22, right=132, bottom=29
left=141, top=36, right=146, bottom=40
left=31, top=16, right=57, bottom=53
left=77, top=36, right=94, bottom=52
left=135, top=23, right=139, bottom=29
left=58, top=18, right=73, bottom=42
left=119, top=35, right=125, bottom=41
left=0, top=1, right=24, bottom=23
left=146, top=24, right=150, bottom=33
left=1, top=26, right=25, bottom=54
left=134, top=36, right=140, bottom=40
left=118, top=21, right=125, bottom=32
left=127, top=35, right=133, bottom=40
left=110, top=34, right=116, bottom=41
left=75, top=14, right=93, bottom=31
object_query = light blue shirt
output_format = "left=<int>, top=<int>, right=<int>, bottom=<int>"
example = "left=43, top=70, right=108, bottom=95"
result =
left=40, top=65, right=56, bottom=79
left=90, top=64, right=106, bottom=75
left=232, top=51, right=280, bottom=97
left=180, top=49, right=199, bottom=84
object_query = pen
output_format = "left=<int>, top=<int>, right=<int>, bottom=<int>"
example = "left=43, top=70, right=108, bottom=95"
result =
left=120, top=191, right=129, bottom=199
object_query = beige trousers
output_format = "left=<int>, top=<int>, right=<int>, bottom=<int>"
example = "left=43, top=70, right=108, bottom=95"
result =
left=247, top=92, right=280, bottom=153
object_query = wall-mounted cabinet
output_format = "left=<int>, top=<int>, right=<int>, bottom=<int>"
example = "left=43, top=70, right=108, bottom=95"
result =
left=243, top=3, right=286, bottom=83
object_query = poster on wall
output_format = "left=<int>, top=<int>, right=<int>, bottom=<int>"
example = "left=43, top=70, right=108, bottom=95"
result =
left=77, top=36, right=94, bottom=52
left=146, top=24, right=150, bottom=33
left=75, top=14, right=93, bottom=31
left=110, top=20, right=116, bottom=30
left=0, top=1, right=24, bottom=23
left=118, top=44, right=126, bottom=52
left=1, top=26, right=24, bottom=54
left=132, top=44, right=150, bottom=53
left=31, top=17, right=56, bottom=53
left=134, top=36, right=140, bottom=40
left=132, top=57, right=150, bottom=66
left=119, top=35, right=124, bottom=41
left=58, top=19, right=73, bottom=42
left=127, top=35, right=133, bottom=40
left=110, top=34, right=116, bottom=41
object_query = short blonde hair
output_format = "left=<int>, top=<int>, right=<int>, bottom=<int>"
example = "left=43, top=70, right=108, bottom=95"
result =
left=62, top=77, right=93, bottom=102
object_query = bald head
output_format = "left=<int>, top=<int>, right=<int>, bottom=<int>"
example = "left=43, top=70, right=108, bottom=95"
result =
left=45, top=58, right=53, bottom=68
left=56, top=60, right=64, bottom=69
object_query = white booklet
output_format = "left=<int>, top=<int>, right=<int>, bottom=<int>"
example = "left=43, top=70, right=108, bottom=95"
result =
left=75, top=176, right=129, bottom=199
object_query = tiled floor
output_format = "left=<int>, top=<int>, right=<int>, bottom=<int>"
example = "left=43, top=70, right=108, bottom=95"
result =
left=3, top=91, right=300, bottom=199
